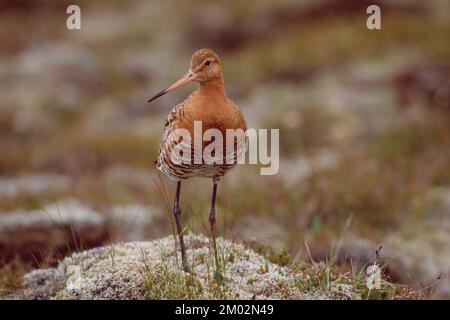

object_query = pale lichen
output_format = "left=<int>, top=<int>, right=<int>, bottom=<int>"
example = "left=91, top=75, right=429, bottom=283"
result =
left=9, top=233, right=360, bottom=300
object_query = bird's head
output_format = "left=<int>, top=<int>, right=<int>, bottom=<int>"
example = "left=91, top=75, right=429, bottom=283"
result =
left=147, top=48, right=222, bottom=103
left=189, top=48, right=222, bottom=82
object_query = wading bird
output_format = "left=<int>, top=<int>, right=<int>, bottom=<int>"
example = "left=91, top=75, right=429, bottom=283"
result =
left=147, top=49, right=247, bottom=273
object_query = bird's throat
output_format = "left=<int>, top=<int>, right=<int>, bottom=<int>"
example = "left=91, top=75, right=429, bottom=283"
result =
left=197, top=78, right=227, bottom=99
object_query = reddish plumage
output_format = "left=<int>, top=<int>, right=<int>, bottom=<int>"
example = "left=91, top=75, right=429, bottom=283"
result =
left=156, top=49, right=247, bottom=182
left=148, top=49, right=247, bottom=273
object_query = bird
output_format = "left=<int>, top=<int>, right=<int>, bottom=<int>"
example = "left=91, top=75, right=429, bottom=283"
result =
left=147, top=49, right=248, bottom=274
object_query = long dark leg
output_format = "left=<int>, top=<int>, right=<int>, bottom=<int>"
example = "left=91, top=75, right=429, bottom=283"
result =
left=209, top=182, right=220, bottom=276
left=173, top=181, right=190, bottom=272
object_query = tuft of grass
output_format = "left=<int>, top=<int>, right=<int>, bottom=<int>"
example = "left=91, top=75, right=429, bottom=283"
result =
left=144, top=262, right=229, bottom=300
left=0, top=259, right=28, bottom=298
left=249, top=241, right=292, bottom=267
left=144, top=263, right=205, bottom=300
left=291, top=260, right=423, bottom=300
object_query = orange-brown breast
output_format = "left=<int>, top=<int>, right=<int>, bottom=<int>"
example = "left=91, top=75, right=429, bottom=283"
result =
left=157, top=83, right=247, bottom=181
left=173, top=87, right=247, bottom=147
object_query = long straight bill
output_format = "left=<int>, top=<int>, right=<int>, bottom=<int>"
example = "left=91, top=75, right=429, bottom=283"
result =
left=147, top=70, right=197, bottom=103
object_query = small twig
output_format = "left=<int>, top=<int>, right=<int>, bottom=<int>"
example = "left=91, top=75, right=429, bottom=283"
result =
left=304, top=240, right=319, bottom=271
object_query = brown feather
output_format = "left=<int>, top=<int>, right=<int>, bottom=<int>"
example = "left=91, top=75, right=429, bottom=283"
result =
left=157, top=49, right=247, bottom=182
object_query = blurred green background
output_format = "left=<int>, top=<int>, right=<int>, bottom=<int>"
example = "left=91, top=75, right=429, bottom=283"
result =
left=0, top=0, right=449, bottom=298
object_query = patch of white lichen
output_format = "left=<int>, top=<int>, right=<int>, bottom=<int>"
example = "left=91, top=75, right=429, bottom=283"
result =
left=10, top=234, right=360, bottom=300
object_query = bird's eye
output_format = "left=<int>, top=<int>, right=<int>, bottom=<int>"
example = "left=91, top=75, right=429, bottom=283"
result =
left=205, top=60, right=211, bottom=66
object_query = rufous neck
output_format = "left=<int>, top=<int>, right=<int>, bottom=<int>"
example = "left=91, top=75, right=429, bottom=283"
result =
left=198, top=78, right=227, bottom=99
